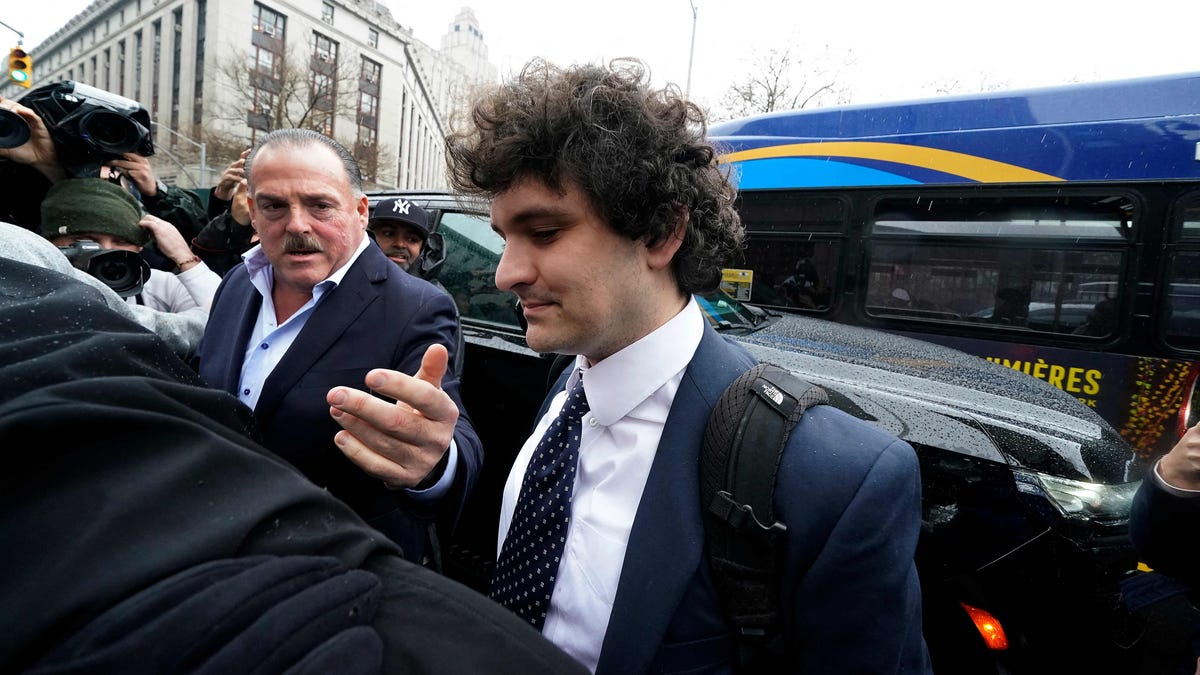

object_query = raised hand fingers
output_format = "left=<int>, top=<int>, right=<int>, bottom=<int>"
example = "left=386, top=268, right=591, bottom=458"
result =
left=327, top=369, right=458, bottom=478
left=414, top=344, right=449, bottom=390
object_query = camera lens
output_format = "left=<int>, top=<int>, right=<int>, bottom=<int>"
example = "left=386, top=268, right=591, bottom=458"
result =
left=85, top=249, right=148, bottom=298
left=79, top=109, right=142, bottom=154
left=0, top=109, right=32, bottom=149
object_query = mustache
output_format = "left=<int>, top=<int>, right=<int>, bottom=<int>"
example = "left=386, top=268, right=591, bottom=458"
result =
left=282, top=233, right=324, bottom=253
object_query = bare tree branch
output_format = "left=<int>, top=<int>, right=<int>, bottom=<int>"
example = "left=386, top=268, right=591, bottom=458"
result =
left=212, top=41, right=361, bottom=137
left=714, top=43, right=855, bottom=122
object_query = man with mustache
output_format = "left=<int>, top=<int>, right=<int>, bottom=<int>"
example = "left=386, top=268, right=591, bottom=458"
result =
left=195, top=129, right=481, bottom=568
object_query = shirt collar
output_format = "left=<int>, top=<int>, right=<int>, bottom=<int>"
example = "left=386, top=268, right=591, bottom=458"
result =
left=572, top=298, right=704, bottom=427
left=242, top=232, right=371, bottom=293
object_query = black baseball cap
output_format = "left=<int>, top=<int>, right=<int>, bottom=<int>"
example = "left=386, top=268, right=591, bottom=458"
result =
left=370, top=197, right=430, bottom=238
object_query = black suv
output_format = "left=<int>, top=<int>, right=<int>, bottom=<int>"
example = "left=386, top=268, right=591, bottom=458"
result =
left=371, top=191, right=1149, bottom=674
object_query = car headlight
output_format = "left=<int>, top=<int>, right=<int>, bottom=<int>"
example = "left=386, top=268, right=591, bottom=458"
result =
left=1013, top=470, right=1140, bottom=522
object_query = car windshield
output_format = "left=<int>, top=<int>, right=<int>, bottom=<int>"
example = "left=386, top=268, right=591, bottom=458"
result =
left=696, top=290, right=775, bottom=332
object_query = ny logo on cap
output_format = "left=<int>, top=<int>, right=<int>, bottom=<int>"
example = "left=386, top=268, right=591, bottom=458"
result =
left=392, top=199, right=412, bottom=215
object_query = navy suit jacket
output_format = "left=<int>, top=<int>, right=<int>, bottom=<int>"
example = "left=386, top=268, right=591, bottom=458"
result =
left=1131, top=474, right=1200, bottom=588
left=537, top=325, right=930, bottom=674
left=196, top=243, right=482, bottom=563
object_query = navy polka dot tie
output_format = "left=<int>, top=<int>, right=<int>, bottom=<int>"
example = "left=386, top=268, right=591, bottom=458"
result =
left=490, top=376, right=589, bottom=631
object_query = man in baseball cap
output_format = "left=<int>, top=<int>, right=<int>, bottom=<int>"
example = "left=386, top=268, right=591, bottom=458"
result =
left=369, top=197, right=430, bottom=272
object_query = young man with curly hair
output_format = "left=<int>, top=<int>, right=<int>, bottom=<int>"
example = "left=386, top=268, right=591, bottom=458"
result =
left=328, top=59, right=931, bottom=674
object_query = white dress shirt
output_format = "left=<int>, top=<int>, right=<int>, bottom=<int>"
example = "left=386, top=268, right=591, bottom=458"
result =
left=497, top=298, right=705, bottom=672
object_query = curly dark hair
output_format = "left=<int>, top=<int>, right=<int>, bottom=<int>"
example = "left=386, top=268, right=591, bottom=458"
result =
left=446, top=58, right=743, bottom=294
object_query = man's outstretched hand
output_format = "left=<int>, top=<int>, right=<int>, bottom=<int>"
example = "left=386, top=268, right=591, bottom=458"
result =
left=327, top=344, right=458, bottom=489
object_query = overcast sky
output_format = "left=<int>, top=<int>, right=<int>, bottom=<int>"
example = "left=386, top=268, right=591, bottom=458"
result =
left=12, top=0, right=1200, bottom=110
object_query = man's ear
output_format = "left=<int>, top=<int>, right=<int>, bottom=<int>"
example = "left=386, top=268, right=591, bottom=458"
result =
left=646, top=204, right=688, bottom=271
left=356, top=194, right=369, bottom=229
left=245, top=193, right=259, bottom=233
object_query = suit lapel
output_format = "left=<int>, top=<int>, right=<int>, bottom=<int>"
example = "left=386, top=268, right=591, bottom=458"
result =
left=595, top=328, right=752, bottom=675
left=208, top=271, right=260, bottom=394
left=253, top=246, right=389, bottom=423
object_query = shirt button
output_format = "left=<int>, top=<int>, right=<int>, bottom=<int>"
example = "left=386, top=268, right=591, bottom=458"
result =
left=243, top=389, right=251, bottom=396
left=588, top=417, right=597, bottom=427
left=260, top=343, right=269, bottom=350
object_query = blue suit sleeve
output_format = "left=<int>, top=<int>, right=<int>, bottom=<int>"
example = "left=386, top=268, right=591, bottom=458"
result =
left=1130, top=476, right=1200, bottom=587
left=388, top=284, right=482, bottom=523
left=777, top=407, right=932, bottom=674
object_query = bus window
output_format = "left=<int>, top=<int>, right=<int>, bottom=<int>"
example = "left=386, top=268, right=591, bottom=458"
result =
left=866, top=194, right=1132, bottom=336
left=733, top=193, right=846, bottom=312
left=1164, top=196, right=1200, bottom=351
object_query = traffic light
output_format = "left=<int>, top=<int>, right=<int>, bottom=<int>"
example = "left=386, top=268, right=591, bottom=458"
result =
left=8, top=47, right=31, bottom=88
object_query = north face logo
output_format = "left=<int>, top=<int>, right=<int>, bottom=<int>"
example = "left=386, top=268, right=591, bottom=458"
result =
left=392, top=199, right=412, bottom=215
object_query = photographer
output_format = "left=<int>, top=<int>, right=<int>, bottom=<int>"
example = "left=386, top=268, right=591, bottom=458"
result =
left=0, top=219, right=205, bottom=358
left=0, top=84, right=207, bottom=251
left=105, top=149, right=208, bottom=246
left=191, top=149, right=258, bottom=277
left=40, top=178, right=220, bottom=313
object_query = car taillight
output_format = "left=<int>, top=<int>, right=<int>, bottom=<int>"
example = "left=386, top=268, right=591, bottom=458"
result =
left=960, top=602, right=1009, bottom=651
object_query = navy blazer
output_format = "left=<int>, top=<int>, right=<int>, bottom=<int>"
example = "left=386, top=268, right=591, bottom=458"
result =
left=195, top=243, right=482, bottom=562
left=536, top=325, right=930, bottom=674
left=1131, top=474, right=1200, bottom=588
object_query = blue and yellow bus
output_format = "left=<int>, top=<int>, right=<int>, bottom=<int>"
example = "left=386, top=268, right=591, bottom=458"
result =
left=710, top=71, right=1200, bottom=460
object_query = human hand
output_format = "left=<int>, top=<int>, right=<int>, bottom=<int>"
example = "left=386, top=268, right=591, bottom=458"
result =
left=327, top=344, right=459, bottom=488
left=230, top=178, right=251, bottom=226
left=0, top=95, right=65, bottom=183
left=107, top=152, right=157, bottom=196
left=138, top=214, right=198, bottom=270
left=213, top=148, right=250, bottom=201
left=1159, top=421, right=1200, bottom=491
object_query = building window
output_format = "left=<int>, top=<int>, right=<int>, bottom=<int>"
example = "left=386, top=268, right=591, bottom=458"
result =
left=367, top=28, right=378, bottom=48
left=134, top=30, right=143, bottom=101
left=359, top=91, right=378, bottom=119
left=117, top=40, right=126, bottom=95
left=253, top=3, right=286, bottom=39
left=103, top=48, right=111, bottom=91
left=170, top=7, right=183, bottom=135
left=194, top=0, right=206, bottom=131
left=321, top=2, right=334, bottom=24
left=151, top=20, right=162, bottom=126
left=252, top=47, right=275, bottom=75
left=250, top=3, right=287, bottom=137
left=360, top=57, right=381, bottom=85
left=311, top=33, right=338, bottom=136
left=313, top=33, right=337, bottom=64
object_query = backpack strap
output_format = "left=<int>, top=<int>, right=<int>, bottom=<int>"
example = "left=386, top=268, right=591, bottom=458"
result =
left=700, top=362, right=828, bottom=671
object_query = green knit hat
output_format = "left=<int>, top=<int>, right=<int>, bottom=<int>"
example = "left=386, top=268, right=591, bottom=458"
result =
left=39, top=178, right=149, bottom=247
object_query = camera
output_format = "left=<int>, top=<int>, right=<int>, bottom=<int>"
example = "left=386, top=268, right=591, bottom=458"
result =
left=58, top=239, right=150, bottom=298
left=0, top=108, right=32, bottom=149
left=3, top=81, right=154, bottom=177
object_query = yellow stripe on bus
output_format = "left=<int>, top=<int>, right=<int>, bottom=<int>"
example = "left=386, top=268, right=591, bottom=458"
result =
left=720, top=142, right=1065, bottom=183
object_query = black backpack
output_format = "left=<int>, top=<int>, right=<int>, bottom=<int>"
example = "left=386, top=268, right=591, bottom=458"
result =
left=699, top=363, right=828, bottom=671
